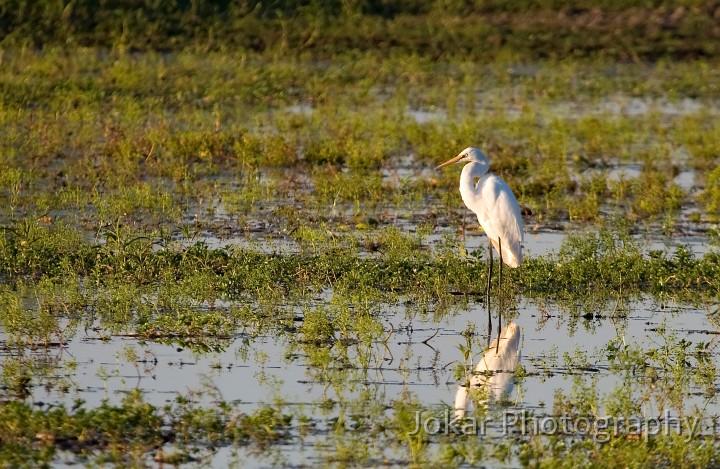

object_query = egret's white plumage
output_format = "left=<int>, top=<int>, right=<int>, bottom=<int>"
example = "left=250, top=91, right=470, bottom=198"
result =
left=437, top=147, right=524, bottom=266
left=454, top=322, right=521, bottom=419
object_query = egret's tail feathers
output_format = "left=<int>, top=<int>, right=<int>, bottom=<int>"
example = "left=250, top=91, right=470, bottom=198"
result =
left=502, top=248, right=521, bottom=268
left=491, top=238, right=522, bottom=267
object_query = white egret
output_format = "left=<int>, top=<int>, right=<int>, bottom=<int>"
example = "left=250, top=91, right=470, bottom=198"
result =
left=437, top=147, right=524, bottom=341
left=454, top=322, right=521, bottom=419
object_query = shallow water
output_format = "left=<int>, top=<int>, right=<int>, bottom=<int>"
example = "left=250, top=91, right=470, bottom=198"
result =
left=5, top=261, right=718, bottom=467
left=2, top=208, right=717, bottom=467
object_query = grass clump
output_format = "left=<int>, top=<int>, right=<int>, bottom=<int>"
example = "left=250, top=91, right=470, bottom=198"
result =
left=700, top=165, right=720, bottom=221
left=0, top=390, right=293, bottom=466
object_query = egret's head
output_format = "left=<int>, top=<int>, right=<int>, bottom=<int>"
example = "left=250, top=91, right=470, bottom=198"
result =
left=435, top=147, right=489, bottom=169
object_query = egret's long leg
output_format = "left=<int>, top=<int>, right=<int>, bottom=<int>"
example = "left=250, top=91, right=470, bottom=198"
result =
left=486, top=238, right=493, bottom=347
left=497, top=237, right=503, bottom=353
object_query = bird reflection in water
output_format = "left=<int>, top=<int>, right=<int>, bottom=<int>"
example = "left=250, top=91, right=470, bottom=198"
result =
left=454, top=322, right=521, bottom=419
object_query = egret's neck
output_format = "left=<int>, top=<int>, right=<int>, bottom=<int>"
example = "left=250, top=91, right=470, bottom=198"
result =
left=459, top=162, right=489, bottom=203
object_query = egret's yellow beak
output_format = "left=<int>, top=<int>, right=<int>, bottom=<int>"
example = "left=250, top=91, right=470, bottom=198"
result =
left=435, top=153, right=464, bottom=170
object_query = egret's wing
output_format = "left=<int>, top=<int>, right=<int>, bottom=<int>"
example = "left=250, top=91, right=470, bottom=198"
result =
left=477, top=175, right=524, bottom=266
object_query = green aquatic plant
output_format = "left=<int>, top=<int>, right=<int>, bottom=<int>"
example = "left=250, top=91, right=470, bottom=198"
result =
left=0, top=391, right=293, bottom=466
left=700, top=165, right=720, bottom=220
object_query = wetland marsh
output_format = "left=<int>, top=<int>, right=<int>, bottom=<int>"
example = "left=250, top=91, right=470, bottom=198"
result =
left=2, top=1, right=720, bottom=467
